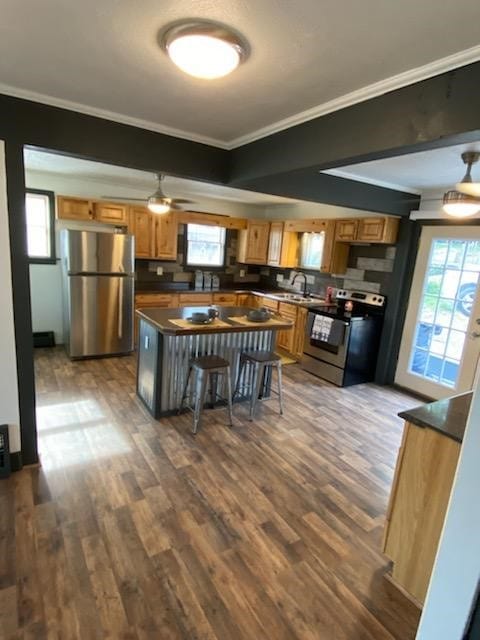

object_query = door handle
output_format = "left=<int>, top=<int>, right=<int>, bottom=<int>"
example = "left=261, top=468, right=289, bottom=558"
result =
left=118, top=282, right=123, bottom=338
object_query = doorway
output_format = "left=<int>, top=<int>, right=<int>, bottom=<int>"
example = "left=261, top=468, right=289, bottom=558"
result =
left=395, top=226, right=480, bottom=399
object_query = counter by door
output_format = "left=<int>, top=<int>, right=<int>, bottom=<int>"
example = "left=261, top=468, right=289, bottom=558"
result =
left=135, top=306, right=293, bottom=418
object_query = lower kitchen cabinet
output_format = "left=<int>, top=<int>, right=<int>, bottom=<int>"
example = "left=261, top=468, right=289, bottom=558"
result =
left=276, top=302, right=297, bottom=355
left=134, top=293, right=178, bottom=343
left=293, top=306, right=308, bottom=359
left=213, top=292, right=237, bottom=306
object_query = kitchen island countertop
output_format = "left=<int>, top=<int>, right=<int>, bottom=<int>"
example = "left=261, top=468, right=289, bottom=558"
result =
left=398, top=391, right=472, bottom=443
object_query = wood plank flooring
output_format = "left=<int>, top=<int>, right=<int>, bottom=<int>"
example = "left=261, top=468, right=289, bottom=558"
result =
left=0, top=347, right=421, bottom=639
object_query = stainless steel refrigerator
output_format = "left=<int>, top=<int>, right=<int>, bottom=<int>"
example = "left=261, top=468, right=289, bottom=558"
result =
left=61, top=230, right=134, bottom=358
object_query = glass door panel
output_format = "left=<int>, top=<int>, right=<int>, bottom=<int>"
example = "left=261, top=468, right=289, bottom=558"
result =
left=396, top=228, right=480, bottom=399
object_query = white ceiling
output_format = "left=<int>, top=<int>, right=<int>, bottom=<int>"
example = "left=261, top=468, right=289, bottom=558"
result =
left=322, top=141, right=480, bottom=193
left=2, top=0, right=480, bottom=148
left=24, top=149, right=298, bottom=205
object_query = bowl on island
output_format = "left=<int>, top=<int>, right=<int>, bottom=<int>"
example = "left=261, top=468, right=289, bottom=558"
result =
left=190, top=311, right=210, bottom=324
left=247, top=308, right=271, bottom=323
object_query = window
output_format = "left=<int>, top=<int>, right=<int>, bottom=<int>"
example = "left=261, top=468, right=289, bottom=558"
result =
left=300, top=231, right=325, bottom=269
left=186, top=223, right=226, bottom=267
left=25, top=189, right=56, bottom=263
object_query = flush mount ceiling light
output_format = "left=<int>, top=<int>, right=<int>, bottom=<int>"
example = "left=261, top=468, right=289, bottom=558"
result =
left=161, top=21, right=248, bottom=79
left=443, top=152, right=480, bottom=217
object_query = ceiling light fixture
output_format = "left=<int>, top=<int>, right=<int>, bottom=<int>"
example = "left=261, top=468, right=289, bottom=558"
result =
left=442, top=190, right=480, bottom=217
left=147, top=174, right=171, bottom=214
left=443, top=152, right=480, bottom=217
left=161, top=21, right=248, bottom=79
left=455, top=151, right=480, bottom=197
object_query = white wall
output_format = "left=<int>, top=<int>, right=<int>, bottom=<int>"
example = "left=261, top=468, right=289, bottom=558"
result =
left=0, top=141, right=21, bottom=453
left=416, top=378, right=480, bottom=639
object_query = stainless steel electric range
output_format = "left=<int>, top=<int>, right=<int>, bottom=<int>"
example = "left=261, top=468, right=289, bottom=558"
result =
left=301, top=289, right=386, bottom=387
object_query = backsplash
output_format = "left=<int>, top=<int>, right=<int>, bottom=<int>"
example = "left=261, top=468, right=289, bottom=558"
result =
left=135, top=224, right=396, bottom=297
left=135, top=228, right=262, bottom=290
left=259, top=244, right=396, bottom=296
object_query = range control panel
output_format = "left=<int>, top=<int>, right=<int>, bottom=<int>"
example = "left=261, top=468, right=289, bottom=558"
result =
left=335, top=289, right=385, bottom=307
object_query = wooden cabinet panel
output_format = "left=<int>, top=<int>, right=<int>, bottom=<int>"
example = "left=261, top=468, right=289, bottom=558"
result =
left=268, top=222, right=299, bottom=268
left=57, top=196, right=93, bottom=221
left=130, top=207, right=152, bottom=258
left=212, top=293, right=236, bottom=305
left=237, top=221, right=270, bottom=264
left=134, top=293, right=177, bottom=343
left=178, top=292, right=213, bottom=305
left=293, top=306, right=308, bottom=359
left=261, top=297, right=279, bottom=312
left=276, top=302, right=297, bottom=354
left=236, top=293, right=251, bottom=307
left=357, top=217, right=385, bottom=242
left=335, top=219, right=359, bottom=241
left=383, top=421, right=460, bottom=604
left=153, top=212, right=178, bottom=260
left=94, top=202, right=128, bottom=225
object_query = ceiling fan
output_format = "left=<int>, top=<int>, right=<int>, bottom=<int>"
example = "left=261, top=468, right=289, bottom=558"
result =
left=103, top=173, right=194, bottom=214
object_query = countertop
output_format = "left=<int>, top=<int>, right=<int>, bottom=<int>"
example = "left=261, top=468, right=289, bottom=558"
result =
left=398, top=391, right=472, bottom=443
left=136, top=305, right=294, bottom=336
left=135, top=287, right=331, bottom=308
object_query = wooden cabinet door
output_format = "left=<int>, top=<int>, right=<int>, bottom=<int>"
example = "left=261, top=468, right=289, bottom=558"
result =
left=178, top=293, right=213, bottom=306
left=357, top=218, right=386, bottom=242
left=131, top=207, right=152, bottom=258
left=94, top=202, right=128, bottom=225
left=153, top=212, right=178, bottom=260
left=261, top=297, right=279, bottom=313
left=276, top=303, right=297, bottom=354
left=335, top=219, right=358, bottom=241
left=245, top=221, right=270, bottom=264
left=57, top=196, right=94, bottom=221
left=267, top=222, right=283, bottom=266
left=293, top=306, right=308, bottom=359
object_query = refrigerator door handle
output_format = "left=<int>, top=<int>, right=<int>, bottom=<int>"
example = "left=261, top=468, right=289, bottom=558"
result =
left=118, top=281, right=123, bottom=339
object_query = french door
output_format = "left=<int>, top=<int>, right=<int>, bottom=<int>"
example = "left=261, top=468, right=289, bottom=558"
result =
left=395, top=226, right=480, bottom=399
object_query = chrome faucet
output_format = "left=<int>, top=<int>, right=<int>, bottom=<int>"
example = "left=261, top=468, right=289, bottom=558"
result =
left=292, top=272, right=308, bottom=297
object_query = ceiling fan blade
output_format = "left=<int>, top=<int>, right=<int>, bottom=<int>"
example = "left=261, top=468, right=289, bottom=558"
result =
left=171, top=198, right=194, bottom=204
left=456, top=182, right=480, bottom=197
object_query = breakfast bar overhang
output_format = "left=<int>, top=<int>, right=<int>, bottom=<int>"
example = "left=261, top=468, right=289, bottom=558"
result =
left=136, top=306, right=293, bottom=418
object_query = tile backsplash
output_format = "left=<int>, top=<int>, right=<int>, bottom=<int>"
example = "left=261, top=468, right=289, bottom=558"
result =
left=135, top=224, right=396, bottom=297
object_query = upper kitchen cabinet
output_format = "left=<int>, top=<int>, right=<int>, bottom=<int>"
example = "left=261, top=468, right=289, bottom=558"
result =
left=357, top=217, right=399, bottom=243
left=93, top=201, right=128, bottom=225
left=286, top=219, right=348, bottom=274
left=237, top=220, right=270, bottom=264
left=130, top=207, right=152, bottom=258
left=57, top=196, right=94, bottom=221
left=267, top=222, right=299, bottom=268
left=152, top=211, right=178, bottom=260
left=335, top=216, right=399, bottom=244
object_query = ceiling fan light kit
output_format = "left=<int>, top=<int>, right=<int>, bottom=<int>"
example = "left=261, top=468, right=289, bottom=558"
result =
left=443, top=151, right=480, bottom=217
left=160, top=20, right=248, bottom=79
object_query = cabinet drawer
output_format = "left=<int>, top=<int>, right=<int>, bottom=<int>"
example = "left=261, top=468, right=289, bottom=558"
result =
left=261, top=297, right=279, bottom=312
left=213, top=293, right=236, bottom=305
left=94, top=202, right=128, bottom=225
left=178, top=293, right=213, bottom=304
left=135, top=293, right=175, bottom=307
left=278, top=302, right=298, bottom=319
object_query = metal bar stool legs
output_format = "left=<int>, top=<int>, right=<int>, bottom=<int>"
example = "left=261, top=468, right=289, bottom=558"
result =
left=178, top=355, right=233, bottom=435
left=235, top=351, right=284, bottom=421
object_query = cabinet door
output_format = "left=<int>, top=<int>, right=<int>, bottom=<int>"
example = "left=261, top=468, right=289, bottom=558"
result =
left=261, top=297, right=279, bottom=313
left=357, top=218, right=386, bottom=242
left=153, top=212, right=178, bottom=260
left=245, top=221, right=270, bottom=264
left=57, top=196, right=94, bottom=221
left=267, top=222, right=283, bottom=266
left=335, top=219, right=358, bottom=241
left=293, top=306, right=308, bottom=359
left=276, top=303, right=297, bottom=354
left=236, top=293, right=251, bottom=307
left=131, top=207, right=152, bottom=258
left=178, top=293, right=213, bottom=306
left=94, top=202, right=128, bottom=225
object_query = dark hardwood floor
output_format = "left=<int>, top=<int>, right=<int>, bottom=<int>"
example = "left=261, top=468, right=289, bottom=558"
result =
left=0, top=347, right=421, bottom=639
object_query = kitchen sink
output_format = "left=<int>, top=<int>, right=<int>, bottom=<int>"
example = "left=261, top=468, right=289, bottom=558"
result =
left=270, top=293, right=325, bottom=304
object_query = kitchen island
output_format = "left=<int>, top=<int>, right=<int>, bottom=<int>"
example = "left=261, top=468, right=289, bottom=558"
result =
left=383, top=391, right=471, bottom=605
left=136, top=306, right=293, bottom=418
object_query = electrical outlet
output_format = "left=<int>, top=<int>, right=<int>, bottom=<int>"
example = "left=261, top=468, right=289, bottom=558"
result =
left=276, top=274, right=284, bottom=282
left=156, top=266, right=163, bottom=276
left=239, top=269, right=246, bottom=278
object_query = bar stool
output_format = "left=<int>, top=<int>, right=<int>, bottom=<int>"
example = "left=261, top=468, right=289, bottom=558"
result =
left=234, top=350, right=284, bottom=420
left=178, top=355, right=233, bottom=435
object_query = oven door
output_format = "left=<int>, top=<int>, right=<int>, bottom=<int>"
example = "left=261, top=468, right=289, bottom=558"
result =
left=303, top=311, right=350, bottom=368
